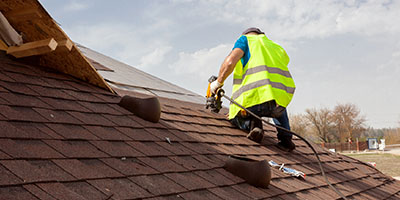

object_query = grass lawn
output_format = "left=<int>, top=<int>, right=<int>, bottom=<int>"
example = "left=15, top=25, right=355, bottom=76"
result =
left=343, top=153, right=400, bottom=177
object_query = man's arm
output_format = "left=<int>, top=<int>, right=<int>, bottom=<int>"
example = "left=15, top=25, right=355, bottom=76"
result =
left=217, top=48, right=244, bottom=84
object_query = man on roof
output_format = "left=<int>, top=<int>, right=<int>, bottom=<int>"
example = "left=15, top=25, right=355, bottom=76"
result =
left=210, top=27, right=296, bottom=152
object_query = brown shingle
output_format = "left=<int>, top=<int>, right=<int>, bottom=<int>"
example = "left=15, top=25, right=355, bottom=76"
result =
left=0, top=186, right=38, bottom=200
left=0, top=150, right=10, bottom=159
left=62, top=89, right=103, bottom=102
left=100, top=157, right=157, bottom=176
left=181, top=142, right=219, bottom=154
left=231, top=183, right=270, bottom=199
left=63, top=181, right=107, bottom=200
left=41, top=77, right=77, bottom=90
left=0, top=164, right=23, bottom=186
left=88, top=178, right=151, bottom=199
left=84, top=125, right=131, bottom=141
left=0, top=105, right=48, bottom=122
left=46, top=124, right=98, bottom=140
left=67, top=111, right=116, bottom=126
left=0, top=92, right=51, bottom=108
left=214, top=168, right=245, bottom=184
left=3, top=71, right=49, bottom=86
left=23, top=184, right=56, bottom=200
left=0, top=139, right=64, bottom=159
left=130, top=175, right=186, bottom=195
left=34, top=108, right=83, bottom=124
left=63, top=80, right=105, bottom=93
left=128, top=141, right=173, bottom=156
left=148, top=128, right=183, bottom=142
left=0, top=72, right=14, bottom=82
left=116, top=127, right=159, bottom=141
left=102, top=113, right=143, bottom=127
left=194, top=169, right=236, bottom=186
left=209, top=186, right=255, bottom=200
left=165, top=172, right=215, bottom=190
left=36, top=182, right=87, bottom=200
left=138, top=156, right=186, bottom=173
left=38, top=97, right=91, bottom=112
left=27, top=85, right=74, bottom=99
left=0, top=81, right=38, bottom=95
left=77, top=101, right=121, bottom=115
left=179, top=189, right=223, bottom=200
left=90, top=141, right=143, bottom=157
left=192, top=154, right=226, bottom=168
left=169, top=155, right=210, bottom=171
left=0, top=160, right=75, bottom=182
left=44, top=140, right=108, bottom=158
left=53, top=159, right=123, bottom=179
left=156, top=141, right=195, bottom=156
left=0, top=121, right=54, bottom=139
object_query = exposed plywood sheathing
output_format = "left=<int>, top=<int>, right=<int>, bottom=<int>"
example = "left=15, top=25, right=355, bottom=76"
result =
left=7, top=37, right=57, bottom=58
left=0, top=0, right=113, bottom=93
left=3, top=7, right=42, bottom=22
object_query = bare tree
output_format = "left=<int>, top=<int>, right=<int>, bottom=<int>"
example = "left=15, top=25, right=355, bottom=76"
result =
left=305, top=107, right=336, bottom=143
left=331, top=103, right=366, bottom=143
left=289, top=113, right=310, bottom=138
left=384, top=128, right=400, bottom=145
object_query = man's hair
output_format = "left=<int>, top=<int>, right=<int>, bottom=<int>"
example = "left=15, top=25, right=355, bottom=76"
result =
left=242, top=27, right=264, bottom=35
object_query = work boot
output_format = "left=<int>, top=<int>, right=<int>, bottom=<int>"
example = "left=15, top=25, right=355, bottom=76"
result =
left=277, top=137, right=296, bottom=152
left=247, top=127, right=264, bottom=143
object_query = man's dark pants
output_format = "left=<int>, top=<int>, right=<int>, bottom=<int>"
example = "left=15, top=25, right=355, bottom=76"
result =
left=230, top=100, right=292, bottom=141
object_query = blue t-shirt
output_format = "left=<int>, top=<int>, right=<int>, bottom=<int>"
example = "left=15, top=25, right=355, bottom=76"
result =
left=233, top=35, right=251, bottom=67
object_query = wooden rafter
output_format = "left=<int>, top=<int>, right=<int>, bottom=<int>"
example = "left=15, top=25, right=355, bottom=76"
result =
left=0, top=39, right=7, bottom=50
left=7, top=38, right=57, bottom=58
left=56, top=39, right=73, bottom=52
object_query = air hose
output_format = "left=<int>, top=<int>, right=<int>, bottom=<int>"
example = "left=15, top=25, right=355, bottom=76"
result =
left=217, top=89, right=347, bottom=200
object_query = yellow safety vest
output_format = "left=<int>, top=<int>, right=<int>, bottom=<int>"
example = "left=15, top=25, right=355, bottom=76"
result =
left=229, top=34, right=295, bottom=119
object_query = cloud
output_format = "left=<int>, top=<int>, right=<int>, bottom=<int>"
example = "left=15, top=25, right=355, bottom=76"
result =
left=64, top=1, right=89, bottom=12
left=168, top=44, right=233, bottom=95
left=138, top=46, right=173, bottom=69
left=376, top=42, right=400, bottom=78
left=172, top=0, right=400, bottom=40
left=64, top=20, right=174, bottom=69
left=169, top=44, right=231, bottom=78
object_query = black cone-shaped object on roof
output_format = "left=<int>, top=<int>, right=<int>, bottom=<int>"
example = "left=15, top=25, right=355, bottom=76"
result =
left=224, top=155, right=271, bottom=188
left=118, top=95, right=161, bottom=123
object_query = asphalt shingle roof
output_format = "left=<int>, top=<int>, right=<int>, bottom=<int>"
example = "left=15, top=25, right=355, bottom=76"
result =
left=78, top=44, right=205, bottom=104
left=1, top=51, right=400, bottom=199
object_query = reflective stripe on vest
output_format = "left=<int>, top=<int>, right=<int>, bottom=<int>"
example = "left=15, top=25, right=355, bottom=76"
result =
left=233, top=65, right=293, bottom=85
left=232, top=79, right=295, bottom=100
left=228, top=34, right=295, bottom=119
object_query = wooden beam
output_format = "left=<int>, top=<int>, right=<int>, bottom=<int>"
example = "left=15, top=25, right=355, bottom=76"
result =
left=55, top=39, right=73, bottom=52
left=7, top=38, right=57, bottom=58
left=0, top=39, right=7, bottom=51
left=0, top=11, right=23, bottom=46
left=5, top=7, right=42, bottom=22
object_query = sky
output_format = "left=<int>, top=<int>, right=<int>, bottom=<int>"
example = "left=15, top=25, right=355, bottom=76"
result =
left=39, top=0, right=400, bottom=129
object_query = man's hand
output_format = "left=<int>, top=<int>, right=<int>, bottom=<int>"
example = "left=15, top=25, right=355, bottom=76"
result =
left=210, top=80, right=223, bottom=94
